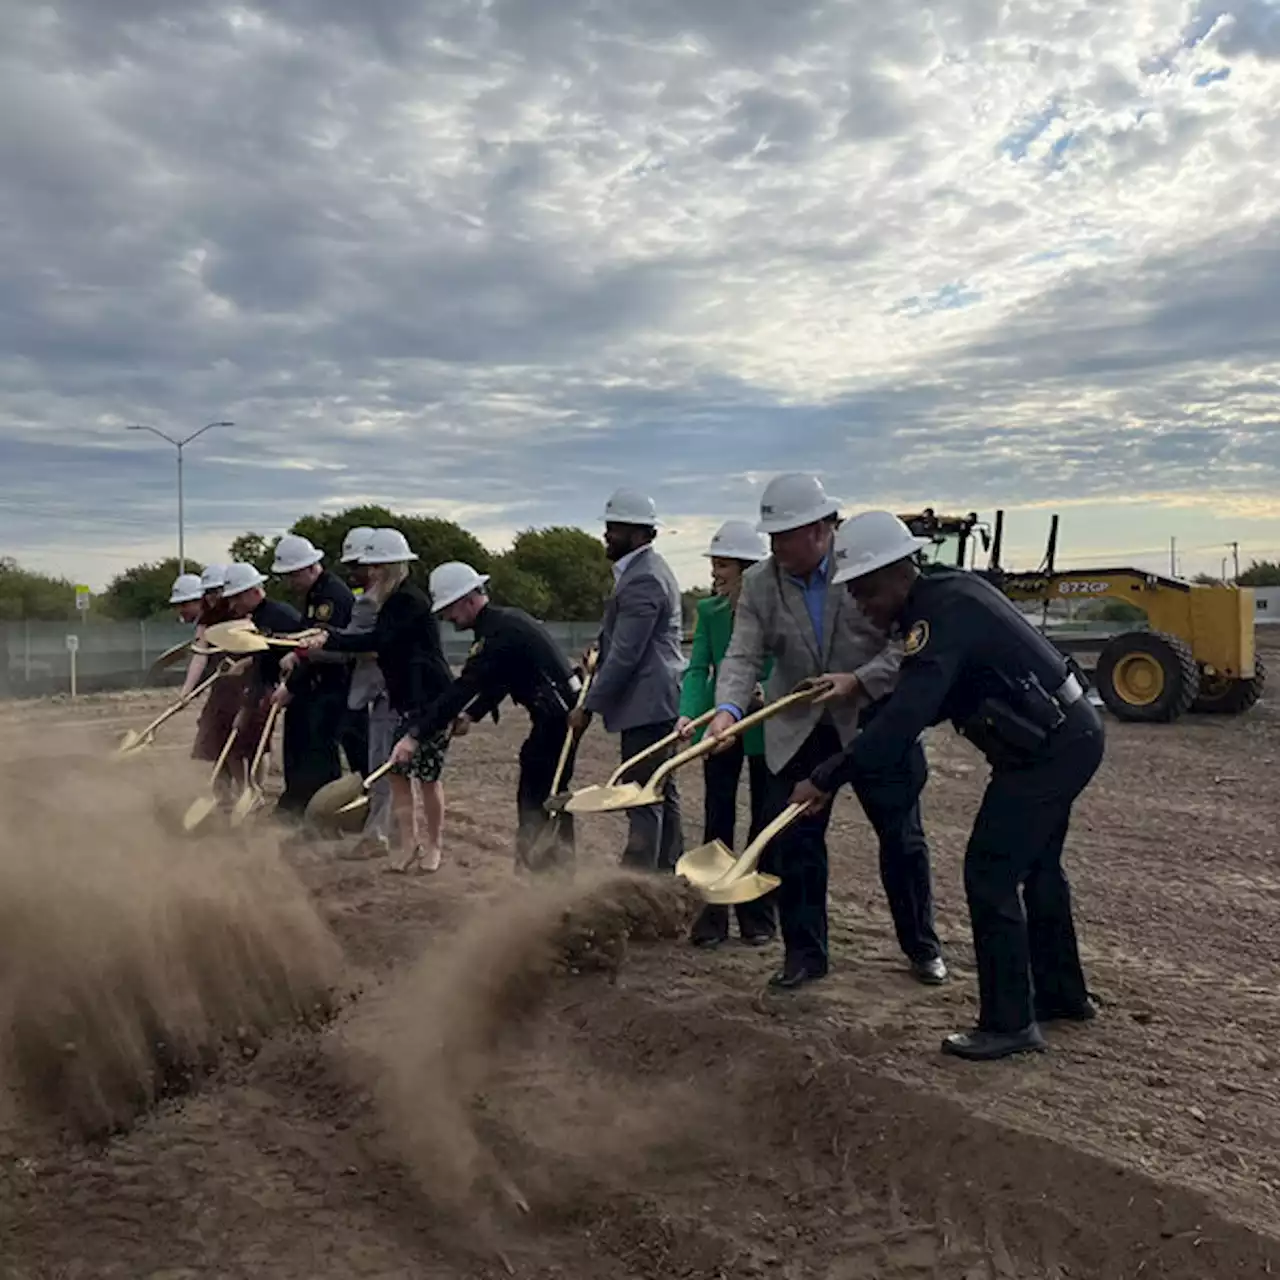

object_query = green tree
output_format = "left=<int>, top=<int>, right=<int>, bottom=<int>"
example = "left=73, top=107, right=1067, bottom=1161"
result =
left=100, top=557, right=203, bottom=620
left=289, top=505, right=400, bottom=567
left=505, top=527, right=612, bottom=622
left=0, top=558, right=78, bottom=621
left=1238, top=560, right=1280, bottom=588
left=487, top=556, right=553, bottom=616
left=227, top=532, right=276, bottom=575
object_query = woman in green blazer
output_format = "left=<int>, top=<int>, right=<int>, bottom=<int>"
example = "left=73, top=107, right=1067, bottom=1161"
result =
left=677, top=519, right=774, bottom=948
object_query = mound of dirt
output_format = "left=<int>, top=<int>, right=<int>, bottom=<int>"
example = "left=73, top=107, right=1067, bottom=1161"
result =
left=343, top=871, right=702, bottom=1235
left=0, top=754, right=345, bottom=1139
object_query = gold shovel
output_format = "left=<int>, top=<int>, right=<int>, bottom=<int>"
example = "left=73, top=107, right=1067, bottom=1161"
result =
left=676, top=801, right=807, bottom=904
left=558, top=708, right=717, bottom=816
left=181, top=726, right=240, bottom=834
left=520, top=668, right=598, bottom=872
left=203, top=619, right=328, bottom=655
left=112, top=664, right=226, bottom=758
left=305, top=758, right=396, bottom=830
left=564, top=688, right=819, bottom=815
left=229, top=701, right=281, bottom=828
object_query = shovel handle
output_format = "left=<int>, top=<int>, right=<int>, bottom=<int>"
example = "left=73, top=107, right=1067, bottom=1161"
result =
left=209, top=726, right=239, bottom=783
left=604, top=708, right=717, bottom=786
left=649, top=688, right=820, bottom=789
left=247, top=701, right=280, bottom=787
left=549, top=668, right=595, bottom=797
left=138, top=666, right=223, bottom=738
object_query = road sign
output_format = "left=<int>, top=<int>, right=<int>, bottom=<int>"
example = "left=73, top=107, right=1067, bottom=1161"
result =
left=74, top=584, right=91, bottom=612
left=65, top=634, right=79, bottom=653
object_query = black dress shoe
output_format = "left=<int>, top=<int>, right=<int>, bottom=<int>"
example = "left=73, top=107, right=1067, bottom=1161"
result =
left=941, top=1025, right=1047, bottom=1061
left=1036, top=997, right=1099, bottom=1023
left=768, top=965, right=828, bottom=991
left=911, top=956, right=948, bottom=985
left=740, top=932, right=776, bottom=948
left=690, top=933, right=725, bottom=950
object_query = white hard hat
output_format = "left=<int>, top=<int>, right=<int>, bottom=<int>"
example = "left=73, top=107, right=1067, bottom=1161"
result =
left=429, top=561, right=491, bottom=611
left=168, top=573, right=204, bottom=605
left=756, top=473, right=839, bottom=535
left=340, top=526, right=375, bottom=563
left=704, top=519, right=768, bottom=562
left=222, top=562, right=268, bottom=598
left=199, top=563, right=227, bottom=592
left=271, top=533, right=324, bottom=575
left=359, top=528, right=418, bottom=565
left=602, top=488, right=661, bottom=528
left=831, top=511, right=931, bottom=584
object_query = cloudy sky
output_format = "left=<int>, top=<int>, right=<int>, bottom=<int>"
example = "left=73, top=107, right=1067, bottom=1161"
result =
left=3, top=0, right=1280, bottom=591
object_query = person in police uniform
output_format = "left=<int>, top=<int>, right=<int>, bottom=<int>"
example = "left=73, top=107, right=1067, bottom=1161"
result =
left=390, top=561, right=585, bottom=869
left=269, top=533, right=354, bottom=818
left=790, top=511, right=1104, bottom=1062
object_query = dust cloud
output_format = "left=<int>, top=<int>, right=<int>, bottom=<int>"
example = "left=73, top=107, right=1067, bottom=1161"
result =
left=0, top=750, right=344, bottom=1140
left=342, top=871, right=717, bottom=1234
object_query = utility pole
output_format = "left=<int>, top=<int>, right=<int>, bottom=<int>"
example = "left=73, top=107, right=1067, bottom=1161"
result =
left=126, top=421, right=234, bottom=572
left=1169, top=536, right=1177, bottom=578
left=1230, top=541, right=1240, bottom=581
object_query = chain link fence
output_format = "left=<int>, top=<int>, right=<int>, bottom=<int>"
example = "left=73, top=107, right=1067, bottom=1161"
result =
left=0, top=619, right=610, bottom=700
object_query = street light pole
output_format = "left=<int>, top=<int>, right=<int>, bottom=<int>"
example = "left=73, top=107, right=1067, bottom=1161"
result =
left=126, top=421, right=234, bottom=573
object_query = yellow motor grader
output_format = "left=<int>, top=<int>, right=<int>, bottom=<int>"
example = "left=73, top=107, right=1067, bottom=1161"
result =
left=898, top=508, right=1264, bottom=724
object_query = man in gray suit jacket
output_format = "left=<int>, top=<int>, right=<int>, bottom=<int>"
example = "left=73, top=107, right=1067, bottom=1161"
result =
left=704, top=473, right=944, bottom=990
left=570, top=487, right=686, bottom=871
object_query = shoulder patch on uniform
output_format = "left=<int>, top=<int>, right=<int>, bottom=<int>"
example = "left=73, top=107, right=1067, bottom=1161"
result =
left=314, top=601, right=334, bottom=622
left=903, top=620, right=929, bottom=656
left=469, top=640, right=484, bottom=658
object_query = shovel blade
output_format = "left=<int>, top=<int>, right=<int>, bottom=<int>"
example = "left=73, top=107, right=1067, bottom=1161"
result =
left=702, top=872, right=781, bottom=905
left=305, top=772, right=366, bottom=823
left=542, top=791, right=572, bottom=815
left=182, top=795, right=219, bottom=834
left=229, top=789, right=262, bottom=828
left=563, top=782, right=658, bottom=814
left=674, top=839, right=736, bottom=888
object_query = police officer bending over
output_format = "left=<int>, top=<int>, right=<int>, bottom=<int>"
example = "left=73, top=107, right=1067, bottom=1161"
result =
left=790, top=511, right=1104, bottom=1062
left=391, top=562, right=585, bottom=869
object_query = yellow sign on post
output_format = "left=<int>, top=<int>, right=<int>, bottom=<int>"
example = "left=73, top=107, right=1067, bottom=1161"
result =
left=74, top=584, right=91, bottom=613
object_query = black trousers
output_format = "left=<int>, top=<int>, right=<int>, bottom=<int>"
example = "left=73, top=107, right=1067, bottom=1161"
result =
left=341, top=705, right=370, bottom=779
left=690, top=741, right=772, bottom=942
left=277, top=691, right=346, bottom=816
left=515, top=714, right=579, bottom=869
left=964, top=699, right=1103, bottom=1033
left=755, top=723, right=941, bottom=976
left=618, top=720, right=684, bottom=872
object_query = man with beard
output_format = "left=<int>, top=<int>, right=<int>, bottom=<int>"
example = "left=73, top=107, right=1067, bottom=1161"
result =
left=566, top=488, right=686, bottom=872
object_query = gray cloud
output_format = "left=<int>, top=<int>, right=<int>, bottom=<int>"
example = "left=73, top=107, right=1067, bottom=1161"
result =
left=2, top=0, right=1280, bottom=587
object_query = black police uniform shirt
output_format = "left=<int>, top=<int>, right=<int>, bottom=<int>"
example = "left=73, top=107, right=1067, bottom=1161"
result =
left=811, top=567, right=1074, bottom=793
left=408, top=603, right=577, bottom=741
left=247, top=597, right=304, bottom=697
left=287, top=569, right=354, bottom=697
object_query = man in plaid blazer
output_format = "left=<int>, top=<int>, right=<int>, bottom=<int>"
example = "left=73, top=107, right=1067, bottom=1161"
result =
left=705, top=473, right=945, bottom=990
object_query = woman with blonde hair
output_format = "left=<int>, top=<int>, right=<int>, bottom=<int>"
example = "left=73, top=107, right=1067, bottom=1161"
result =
left=300, top=528, right=453, bottom=872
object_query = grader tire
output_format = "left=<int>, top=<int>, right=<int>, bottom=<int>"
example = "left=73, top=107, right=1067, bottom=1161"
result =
left=1190, top=656, right=1266, bottom=715
left=1095, top=631, right=1199, bottom=723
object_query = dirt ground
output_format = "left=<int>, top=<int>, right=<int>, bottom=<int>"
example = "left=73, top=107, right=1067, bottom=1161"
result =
left=3, top=642, right=1280, bottom=1279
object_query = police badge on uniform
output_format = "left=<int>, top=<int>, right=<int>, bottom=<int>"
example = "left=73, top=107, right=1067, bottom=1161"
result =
left=314, top=601, right=333, bottom=622
left=904, top=620, right=930, bottom=655
left=469, top=640, right=484, bottom=658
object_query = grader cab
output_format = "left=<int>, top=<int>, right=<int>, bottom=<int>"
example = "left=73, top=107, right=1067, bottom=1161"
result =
left=897, top=509, right=1265, bottom=724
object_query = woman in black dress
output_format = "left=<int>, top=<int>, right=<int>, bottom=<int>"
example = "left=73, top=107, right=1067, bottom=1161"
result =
left=302, top=529, right=453, bottom=872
